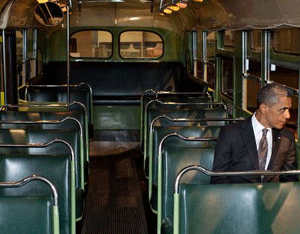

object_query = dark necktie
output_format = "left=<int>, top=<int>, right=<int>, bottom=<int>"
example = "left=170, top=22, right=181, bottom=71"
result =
left=258, top=128, right=268, bottom=171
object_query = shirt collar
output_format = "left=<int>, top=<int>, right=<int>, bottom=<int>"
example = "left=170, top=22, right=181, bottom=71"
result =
left=252, top=112, right=271, bottom=135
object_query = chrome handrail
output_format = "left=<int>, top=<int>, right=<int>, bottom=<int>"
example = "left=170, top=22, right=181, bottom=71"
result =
left=174, top=165, right=300, bottom=193
left=0, top=174, right=58, bottom=206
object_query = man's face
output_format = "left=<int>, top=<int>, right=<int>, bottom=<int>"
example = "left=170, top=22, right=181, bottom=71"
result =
left=264, top=96, right=292, bottom=129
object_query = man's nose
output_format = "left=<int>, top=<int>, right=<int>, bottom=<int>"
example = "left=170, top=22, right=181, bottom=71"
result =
left=284, top=109, right=290, bottom=119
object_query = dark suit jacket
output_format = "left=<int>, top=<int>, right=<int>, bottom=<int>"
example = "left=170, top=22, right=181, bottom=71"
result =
left=211, top=117, right=298, bottom=183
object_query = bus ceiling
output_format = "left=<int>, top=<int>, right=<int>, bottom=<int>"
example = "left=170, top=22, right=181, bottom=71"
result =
left=1, top=0, right=300, bottom=30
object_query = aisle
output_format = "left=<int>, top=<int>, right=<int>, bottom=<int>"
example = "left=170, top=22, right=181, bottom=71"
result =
left=81, top=142, right=148, bottom=233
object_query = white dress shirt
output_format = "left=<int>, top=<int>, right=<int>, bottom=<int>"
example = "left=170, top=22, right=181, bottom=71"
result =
left=252, top=113, right=272, bottom=170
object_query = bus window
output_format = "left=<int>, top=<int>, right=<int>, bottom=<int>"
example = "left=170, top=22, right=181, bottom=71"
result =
left=70, top=30, right=113, bottom=58
left=273, top=28, right=300, bottom=54
left=270, top=65, right=298, bottom=123
left=119, top=31, right=163, bottom=59
left=246, top=60, right=261, bottom=112
left=250, top=30, right=262, bottom=52
left=207, top=32, right=216, bottom=89
left=220, top=30, right=235, bottom=49
left=16, top=31, right=24, bottom=86
left=221, top=57, right=234, bottom=99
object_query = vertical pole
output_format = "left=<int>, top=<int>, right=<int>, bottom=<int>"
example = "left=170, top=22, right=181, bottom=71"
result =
left=2, top=30, right=6, bottom=105
left=66, top=5, right=70, bottom=104
left=202, top=31, right=207, bottom=82
left=33, top=28, right=38, bottom=77
left=22, top=29, right=27, bottom=85
left=241, top=31, right=247, bottom=110
left=261, top=30, right=270, bottom=87
left=192, top=31, right=198, bottom=77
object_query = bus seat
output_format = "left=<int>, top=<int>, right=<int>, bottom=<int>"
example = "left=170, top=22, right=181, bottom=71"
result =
left=0, top=175, right=59, bottom=234
left=143, top=107, right=227, bottom=174
left=0, top=109, right=90, bottom=178
left=156, top=134, right=216, bottom=234
left=143, top=102, right=227, bottom=158
left=176, top=182, right=300, bottom=234
left=140, top=90, right=212, bottom=151
left=0, top=128, right=85, bottom=222
left=20, top=83, right=93, bottom=137
left=42, top=62, right=185, bottom=98
left=148, top=125, right=220, bottom=212
left=0, top=154, right=75, bottom=234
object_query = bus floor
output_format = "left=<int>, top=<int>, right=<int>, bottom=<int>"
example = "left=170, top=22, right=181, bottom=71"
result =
left=80, top=141, right=156, bottom=234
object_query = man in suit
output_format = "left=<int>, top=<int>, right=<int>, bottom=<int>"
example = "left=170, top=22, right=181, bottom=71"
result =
left=211, top=83, right=298, bottom=183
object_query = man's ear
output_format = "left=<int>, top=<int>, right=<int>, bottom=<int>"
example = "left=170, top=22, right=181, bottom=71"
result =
left=259, top=103, right=268, bottom=114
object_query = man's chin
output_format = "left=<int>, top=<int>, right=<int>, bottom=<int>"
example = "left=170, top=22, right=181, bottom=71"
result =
left=274, top=124, right=285, bottom=129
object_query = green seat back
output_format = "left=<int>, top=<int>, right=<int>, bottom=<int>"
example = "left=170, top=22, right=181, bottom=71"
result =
left=149, top=126, right=220, bottom=213
left=23, top=83, right=93, bottom=133
left=144, top=107, right=226, bottom=172
left=179, top=182, right=300, bottom=234
left=0, top=128, right=84, bottom=221
left=142, top=98, right=219, bottom=154
left=0, top=195, right=53, bottom=234
left=0, top=109, right=89, bottom=181
left=0, top=154, right=74, bottom=234
left=158, top=137, right=215, bottom=233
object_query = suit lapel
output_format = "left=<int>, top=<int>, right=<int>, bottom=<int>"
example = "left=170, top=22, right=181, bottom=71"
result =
left=241, top=118, right=260, bottom=170
left=267, top=128, right=281, bottom=170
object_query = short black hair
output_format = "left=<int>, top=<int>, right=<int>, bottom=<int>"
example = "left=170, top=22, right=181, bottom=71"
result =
left=257, top=83, right=292, bottom=108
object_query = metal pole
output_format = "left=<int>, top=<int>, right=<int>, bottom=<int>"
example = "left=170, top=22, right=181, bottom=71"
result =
left=2, top=30, right=6, bottom=105
left=241, top=31, right=247, bottom=110
left=202, top=31, right=207, bottom=82
left=66, top=5, right=70, bottom=104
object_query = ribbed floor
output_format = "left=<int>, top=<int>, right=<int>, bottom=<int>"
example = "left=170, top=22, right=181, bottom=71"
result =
left=81, top=142, right=148, bottom=234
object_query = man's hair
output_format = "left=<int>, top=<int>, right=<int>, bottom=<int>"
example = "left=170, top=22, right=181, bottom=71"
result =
left=257, top=83, right=292, bottom=107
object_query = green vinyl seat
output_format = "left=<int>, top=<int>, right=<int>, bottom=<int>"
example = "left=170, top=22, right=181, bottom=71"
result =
left=140, top=90, right=212, bottom=149
left=176, top=182, right=300, bottom=234
left=156, top=134, right=216, bottom=234
left=142, top=99, right=220, bottom=155
left=20, top=83, right=93, bottom=137
left=0, top=154, right=75, bottom=234
left=143, top=104, right=227, bottom=171
left=0, top=128, right=85, bottom=221
left=0, top=108, right=89, bottom=182
left=0, top=175, right=59, bottom=234
left=148, top=126, right=220, bottom=213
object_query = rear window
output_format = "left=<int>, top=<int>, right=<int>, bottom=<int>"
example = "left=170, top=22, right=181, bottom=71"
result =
left=119, top=31, right=163, bottom=59
left=70, top=30, right=112, bottom=58
left=273, top=28, right=300, bottom=54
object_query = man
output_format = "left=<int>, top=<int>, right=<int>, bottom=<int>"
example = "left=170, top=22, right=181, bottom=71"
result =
left=211, top=83, right=298, bottom=183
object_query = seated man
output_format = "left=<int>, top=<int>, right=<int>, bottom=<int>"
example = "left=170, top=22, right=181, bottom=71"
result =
left=211, top=83, right=298, bottom=183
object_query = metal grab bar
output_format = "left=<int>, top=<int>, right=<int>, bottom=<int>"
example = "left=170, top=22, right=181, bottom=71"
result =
left=0, top=116, right=83, bottom=139
left=0, top=138, right=75, bottom=162
left=174, top=165, right=300, bottom=193
left=1, top=101, right=87, bottom=113
left=151, top=115, right=243, bottom=131
left=0, top=174, right=59, bottom=206
left=146, top=99, right=223, bottom=109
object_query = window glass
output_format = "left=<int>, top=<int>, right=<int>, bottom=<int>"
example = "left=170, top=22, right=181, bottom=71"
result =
left=273, top=29, right=300, bottom=54
left=70, top=30, right=112, bottom=58
left=249, top=30, right=262, bottom=52
left=246, top=78, right=260, bottom=113
left=207, top=32, right=216, bottom=89
left=221, top=58, right=234, bottom=98
left=16, top=31, right=24, bottom=86
left=223, top=30, right=235, bottom=47
left=270, top=65, right=298, bottom=124
left=120, top=31, right=163, bottom=59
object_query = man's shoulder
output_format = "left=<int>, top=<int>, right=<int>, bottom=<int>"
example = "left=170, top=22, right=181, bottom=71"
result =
left=277, top=127, right=295, bottom=139
left=222, top=117, right=250, bottom=132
